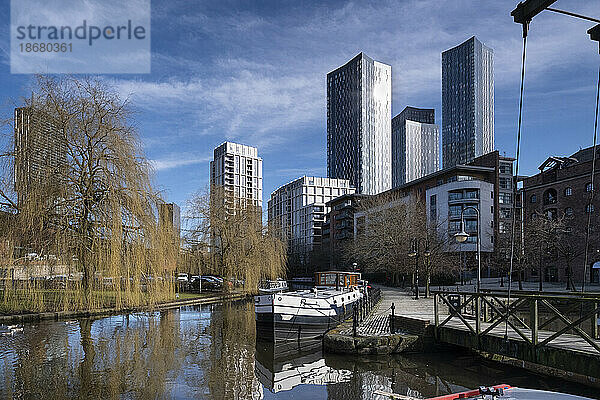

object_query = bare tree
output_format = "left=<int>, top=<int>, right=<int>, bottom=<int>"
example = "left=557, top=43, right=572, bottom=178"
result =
left=185, top=186, right=287, bottom=292
left=343, top=193, right=457, bottom=292
left=526, top=212, right=589, bottom=291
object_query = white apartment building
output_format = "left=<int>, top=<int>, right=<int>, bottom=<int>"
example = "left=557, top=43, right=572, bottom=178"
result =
left=426, top=179, right=494, bottom=253
left=268, top=176, right=355, bottom=256
left=210, top=141, right=263, bottom=211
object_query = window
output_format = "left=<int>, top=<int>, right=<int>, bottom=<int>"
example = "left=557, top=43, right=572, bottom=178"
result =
left=465, top=190, right=479, bottom=199
left=499, top=163, right=513, bottom=174
left=499, top=193, right=512, bottom=204
left=448, top=191, right=462, bottom=201
left=430, top=195, right=437, bottom=221
left=465, top=219, right=477, bottom=232
left=565, top=207, right=574, bottom=217
left=543, top=189, right=557, bottom=205
left=546, top=209, right=557, bottom=220
left=586, top=204, right=595, bottom=213
left=587, top=183, right=594, bottom=192
left=530, top=194, right=537, bottom=203
left=449, top=205, right=462, bottom=217
left=500, top=208, right=511, bottom=219
left=499, top=221, right=509, bottom=234
left=564, top=187, right=572, bottom=196
left=449, top=220, right=461, bottom=231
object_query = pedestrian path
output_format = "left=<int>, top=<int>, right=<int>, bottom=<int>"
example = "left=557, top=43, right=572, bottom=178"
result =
left=337, top=286, right=432, bottom=336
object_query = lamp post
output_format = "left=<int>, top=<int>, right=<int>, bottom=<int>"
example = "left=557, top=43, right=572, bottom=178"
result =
left=454, top=205, right=481, bottom=293
left=408, top=238, right=430, bottom=300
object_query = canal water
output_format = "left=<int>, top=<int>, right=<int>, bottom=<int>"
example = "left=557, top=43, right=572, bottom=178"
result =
left=1, top=300, right=598, bottom=399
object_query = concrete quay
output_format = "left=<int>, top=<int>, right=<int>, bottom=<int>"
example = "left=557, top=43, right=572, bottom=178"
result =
left=323, top=286, right=436, bottom=355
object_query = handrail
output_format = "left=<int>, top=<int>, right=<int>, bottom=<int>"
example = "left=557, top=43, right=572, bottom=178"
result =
left=431, top=289, right=600, bottom=301
left=433, top=290, right=600, bottom=356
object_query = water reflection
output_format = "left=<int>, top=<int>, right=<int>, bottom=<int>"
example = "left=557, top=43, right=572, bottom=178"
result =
left=1, top=300, right=599, bottom=399
left=255, top=340, right=351, bottom=393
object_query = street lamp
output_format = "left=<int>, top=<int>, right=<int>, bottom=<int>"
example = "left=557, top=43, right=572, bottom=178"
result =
left=454, top=205, right=481, bottom=293
left=408, top=238, right=430, bottom=300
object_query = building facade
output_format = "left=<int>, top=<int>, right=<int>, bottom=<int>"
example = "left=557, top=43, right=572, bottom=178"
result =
left=210, top=141, right=263, bottom=211
left=267, top=176, right=355, bottom=258
left=327, top=52, right=392, bottom=195
left=522, top=146, right=600, bottom=283
left=325, top=151, right=513, bottom=270
left=14, top=107, right=67, bottom=205
left=426, top=179, right=494, bottom=253
left=323, top=193, right=369, bottom=269
left=442, top=36, right=494, bottom=168
left=392, top=106, right=439, bottom=187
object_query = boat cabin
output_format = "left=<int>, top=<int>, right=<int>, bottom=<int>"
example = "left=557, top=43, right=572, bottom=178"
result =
left=314, top=271, right=360, bottom=290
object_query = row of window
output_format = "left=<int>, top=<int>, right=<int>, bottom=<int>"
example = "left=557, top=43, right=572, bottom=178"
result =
left=532, top=205, right=595, bottom=220
left=530, top=184, right=593, bottom=204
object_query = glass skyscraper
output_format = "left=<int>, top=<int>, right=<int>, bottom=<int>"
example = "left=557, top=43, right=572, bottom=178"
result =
left=442, top=36, right=494, bottom=168
left=392, top=106, right=439, bottom=187
left=327, top=53, right=391, bottom=195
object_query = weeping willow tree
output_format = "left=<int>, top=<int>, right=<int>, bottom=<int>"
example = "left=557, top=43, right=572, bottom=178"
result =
left=185, top=186, right=287, bottom=293
left=0, top=75, right=177, bottom=313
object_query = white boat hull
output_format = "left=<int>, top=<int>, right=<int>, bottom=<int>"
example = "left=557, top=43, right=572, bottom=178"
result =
left=255, top=288, right=363, bottom=342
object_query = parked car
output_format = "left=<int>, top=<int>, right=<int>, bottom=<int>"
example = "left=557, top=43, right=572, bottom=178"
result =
left=200, top=276, right=222, bottom=291
left=189, top=276, right=201, bottom=292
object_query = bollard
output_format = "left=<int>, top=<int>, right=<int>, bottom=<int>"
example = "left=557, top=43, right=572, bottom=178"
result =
left=391, top=302, right=395, bottom=333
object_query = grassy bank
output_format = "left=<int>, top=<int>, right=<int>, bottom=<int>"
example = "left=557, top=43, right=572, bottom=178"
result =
left=0, top=288, right=212, bottom=316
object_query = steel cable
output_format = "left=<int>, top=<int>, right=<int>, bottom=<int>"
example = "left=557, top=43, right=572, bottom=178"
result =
left=507, top=29, right=528, bottom=341
left=582, top=63, right=600, bottom=292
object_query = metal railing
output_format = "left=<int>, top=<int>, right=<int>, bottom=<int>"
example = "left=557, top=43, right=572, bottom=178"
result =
left=432, top=289, right=600, bottom=353
left=352, top=287, right=382, bottom=336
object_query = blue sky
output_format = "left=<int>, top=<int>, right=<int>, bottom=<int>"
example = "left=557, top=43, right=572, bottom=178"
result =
left=0, top=0, right=599, bottom=216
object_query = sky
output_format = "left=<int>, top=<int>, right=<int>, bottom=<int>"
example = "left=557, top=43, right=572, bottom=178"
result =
left=0, top=0, right=599, bottom=217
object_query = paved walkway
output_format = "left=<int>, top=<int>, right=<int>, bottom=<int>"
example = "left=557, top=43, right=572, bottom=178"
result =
left=338, top=286, right=435, bottom=336
left=374, top=285, right=435, bottom=322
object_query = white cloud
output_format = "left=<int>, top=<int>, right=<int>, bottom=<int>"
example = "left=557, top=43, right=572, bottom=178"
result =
left=150, top=155, right=210, bottom=171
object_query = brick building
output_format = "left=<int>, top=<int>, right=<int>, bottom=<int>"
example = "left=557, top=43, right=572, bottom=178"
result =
left=522, top=146, right=600, bottom=283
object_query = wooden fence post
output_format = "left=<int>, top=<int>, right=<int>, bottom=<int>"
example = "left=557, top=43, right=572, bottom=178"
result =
left=592, top=301, right=598, bottom=340
left=434, top=293, right=439, bottom=340
left=475, top=294, right=481, bottom=339
left=531, top=298, right=538, bottom=347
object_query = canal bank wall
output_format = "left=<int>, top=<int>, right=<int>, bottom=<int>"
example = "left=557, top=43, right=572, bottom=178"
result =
left=0, top=292, right=250, bottom=324
left=324, top=287, right=439, bottom=355
left=334, top=286, right=600, bottom=389
left=323, top=315, right=437, bottom=355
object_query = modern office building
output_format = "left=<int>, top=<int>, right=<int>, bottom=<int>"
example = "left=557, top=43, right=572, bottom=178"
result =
left=159, top=202, right=181, bottom=244
left=14, top=107, right=67, bottom=205
left=210, top=141, right=263, bottom=212
left=327, top=52, right=392, bottom=195
left=442, top=36, right=494, bottom=168
left=392, top=106, right=439, bottom=187
left=267, top=176, right=355, bottom=258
